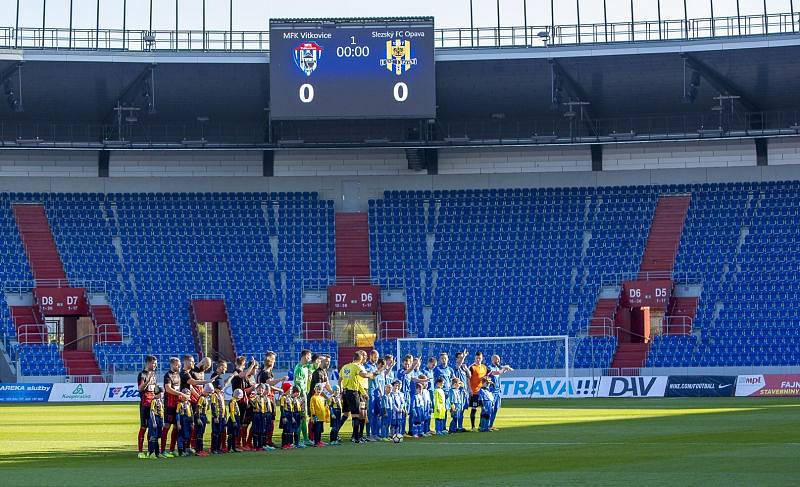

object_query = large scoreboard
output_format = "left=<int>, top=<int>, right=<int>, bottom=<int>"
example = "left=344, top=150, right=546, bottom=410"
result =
left=269, top=18, right=436, bottom=120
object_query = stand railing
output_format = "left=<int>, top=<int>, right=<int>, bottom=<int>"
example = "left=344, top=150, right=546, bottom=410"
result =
left=662, top=316, right=693, bottom=335
left=96, top=323, right=129, bottom=344
left=16, top=323, right=48, bottom=344
left=309, top=275, right=407, bottom=289
left=59, top=332, right=94, bottom=352
left=378, top=320, right=410, bottom=340
left=1, top=11, right=798, bottom=51
left=190, top=294, right=225, bottom=300
left=65, top=374, right=109, bottom=384
left=615, top=327, right=650, bottom=345
left=2, top=279, right=107, bottom=293
left=3, top=109, right=800, bottom=150
left=602, top=367, right=642, bottom=377
left=300, top=322, right=332, bottom=341
left=599, top=271, right=703, bottom=286
left=587, top=317, right=615, bottom=337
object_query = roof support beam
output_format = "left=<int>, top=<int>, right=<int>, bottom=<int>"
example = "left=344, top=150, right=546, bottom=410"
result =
left=102, top=63, right=157, bottom=123
left=1, top=61, right=24, bottom=112
left=681, top=53, right=760, bottom=112
left=549, top=59, right=598, bottom=137
left=0, top=61, right=23, bottom=83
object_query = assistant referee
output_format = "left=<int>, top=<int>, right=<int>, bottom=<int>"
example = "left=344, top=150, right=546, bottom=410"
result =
left=339, top=351, right=375, bottom=444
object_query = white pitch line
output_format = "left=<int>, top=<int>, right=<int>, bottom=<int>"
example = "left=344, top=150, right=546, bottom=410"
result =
left=400, top=441, right=800, bottom=447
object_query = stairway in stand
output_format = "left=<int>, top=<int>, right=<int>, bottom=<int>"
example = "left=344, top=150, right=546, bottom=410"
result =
left=609, top=196, right=691, bottom=370
left=12, top=204, right=67, bottom=281
left=638, top=196, right=691, bottom=277
left=611, top=343, right=651, bottom=370
left=334, top=213, right=371, bottom=281
left=61, top=350, right=102, bottom=382
left=91, top=305, right=122, bottom=343
left=334, top=212, right=374, bottom=364
left=12, top=203, right=103, bottom=379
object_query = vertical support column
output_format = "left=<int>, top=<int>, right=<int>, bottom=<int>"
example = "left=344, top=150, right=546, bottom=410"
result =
left=95, top=0, right=100, bottom=49
left=42, top=0, right=47, bottom=48
left=425, top=148, right=438, bottom=176
left=15, top=0, right=20, bottom=48
left=755, top=138, right=768, bottom=166
left=98, top=150, right=110, bottom=177
left=262, top=150, right=274, bottom=177
left=591, top=144, right=603, bottom=172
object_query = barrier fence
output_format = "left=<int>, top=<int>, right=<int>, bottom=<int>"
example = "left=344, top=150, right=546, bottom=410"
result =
left=4, top=109, right=800, bottom=150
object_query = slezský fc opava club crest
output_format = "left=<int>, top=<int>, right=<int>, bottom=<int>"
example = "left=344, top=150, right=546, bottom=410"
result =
left=380, top=40, right=418, bottom=75
left=294, top=42, right=323, bottom=76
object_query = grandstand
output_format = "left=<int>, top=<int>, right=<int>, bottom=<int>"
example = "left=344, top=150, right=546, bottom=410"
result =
left=0, top=179, right=797, bottom=381
left=0, top=3, right=799, bottom=386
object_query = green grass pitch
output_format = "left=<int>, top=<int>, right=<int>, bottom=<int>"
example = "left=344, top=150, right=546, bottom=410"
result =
left=1, top=398, right=799, bottom=486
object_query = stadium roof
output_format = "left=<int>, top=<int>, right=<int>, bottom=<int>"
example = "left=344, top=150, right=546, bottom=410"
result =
left=1, top=20, right=800, bottom=148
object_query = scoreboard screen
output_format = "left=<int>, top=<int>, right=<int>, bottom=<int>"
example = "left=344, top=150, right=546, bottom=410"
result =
left=269, top=18, right=436, bottom=120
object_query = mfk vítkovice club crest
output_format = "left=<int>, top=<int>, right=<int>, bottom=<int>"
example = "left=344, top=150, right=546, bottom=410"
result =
left=294, top=42, right=323, bottom=77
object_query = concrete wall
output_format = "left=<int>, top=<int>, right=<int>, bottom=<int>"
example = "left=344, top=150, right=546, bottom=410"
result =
left=109, top=150, right=262, bottom=177
left=603, top=139, right=757, bottom=170
left=275, top=149, right=417, bottom=176
left=2, top=137, right=795, bottom=180
left=0, top=150, right=97, bottom=177
left=768, top=137, right=800, bottom=165
left=438, top=146, right=592, bottom=174
left=0, top=138, right=798, bottom=211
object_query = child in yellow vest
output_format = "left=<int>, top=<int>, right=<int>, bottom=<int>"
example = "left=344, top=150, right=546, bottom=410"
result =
left=309, top=383, right=330, bottom=447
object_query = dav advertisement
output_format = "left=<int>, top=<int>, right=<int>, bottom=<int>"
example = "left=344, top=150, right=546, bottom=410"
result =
left=104, top=383, right=141, bottom=402
left=598, top=376, right=668, bottom=398
left=736, top=374, right=800, bottom=397
left=0, top=383, right=53, bottom=402
left=500, top=377, right=600, bottom=398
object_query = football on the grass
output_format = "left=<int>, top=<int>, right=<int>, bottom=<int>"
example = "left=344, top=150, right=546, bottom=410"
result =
left=392, top=434, right=403, bottom=443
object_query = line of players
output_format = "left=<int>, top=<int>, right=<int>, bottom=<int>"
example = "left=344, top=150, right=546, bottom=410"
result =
left=135, top=348, right=512, bottom=458
left=354, top=349, right=513, bottom=443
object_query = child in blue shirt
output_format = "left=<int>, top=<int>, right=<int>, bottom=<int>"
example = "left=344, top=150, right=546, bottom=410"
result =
left=380, top=384, right=392, bottom=441
left=390, top=380, right=406, bottom=439
left=411, top=382, right=426, bottom=438
left=448, top=377, right=466, bottom=433
left=478, top=377, right=495, bottom=432
left=369, top=359, right=387, bottom=441
left=421, top=377, right=433, bottom=437
left=423, top=357, right=437, bottom=435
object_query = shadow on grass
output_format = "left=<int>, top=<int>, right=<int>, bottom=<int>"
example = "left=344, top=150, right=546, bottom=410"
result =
left=3, top=397, right=798, bottom=472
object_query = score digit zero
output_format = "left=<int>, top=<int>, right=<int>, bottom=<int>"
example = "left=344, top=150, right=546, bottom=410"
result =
left=393, top=82, right=408, bottom=102
left=299, top=83, right=314, bottom=103
left=300, top=82, right=407, bottom=103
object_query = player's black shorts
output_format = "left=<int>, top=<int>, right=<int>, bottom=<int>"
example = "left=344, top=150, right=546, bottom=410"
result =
left=469, top=394, right=481, bottom=408
left=165, top=406, right=177, bottom=425
left=342, top=390, right=361, bottom=415
left=241, top=402, right=253, bottom=424
left=139, top=403, right=151, bottom=427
